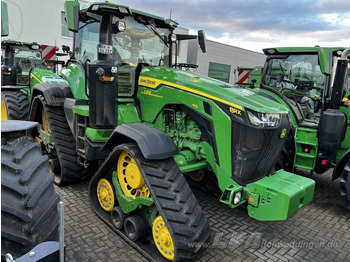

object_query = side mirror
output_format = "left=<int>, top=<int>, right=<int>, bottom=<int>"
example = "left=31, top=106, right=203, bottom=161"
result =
left=64, top=1, right=80, bottom=32
left=1, top=1, right=9, bottom=37
left=198, top=30, right=207, bottom=53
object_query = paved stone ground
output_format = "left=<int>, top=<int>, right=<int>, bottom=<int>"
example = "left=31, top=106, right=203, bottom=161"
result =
left=55, top=169, right=350, bottom=262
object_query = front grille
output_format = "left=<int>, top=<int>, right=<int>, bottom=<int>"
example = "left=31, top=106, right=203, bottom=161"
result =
left=231, top=114, right=290, bottom=186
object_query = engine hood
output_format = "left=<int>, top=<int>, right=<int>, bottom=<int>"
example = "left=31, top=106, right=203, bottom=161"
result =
left=139, top=67, right=288, bottom=114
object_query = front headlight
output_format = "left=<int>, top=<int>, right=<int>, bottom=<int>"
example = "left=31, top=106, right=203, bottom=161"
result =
left=247, top=110, right=281, bottom=127
left=233, top=191, right=242, bottom=205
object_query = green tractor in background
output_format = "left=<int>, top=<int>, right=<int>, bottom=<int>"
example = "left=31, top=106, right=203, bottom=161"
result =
left=1, top=40, right=41, bottom=120
left=246, top=47, right=350, bottom=208
left=23, top=1, right=315, bottom=260
left=1, top=40, right=66, bottom=121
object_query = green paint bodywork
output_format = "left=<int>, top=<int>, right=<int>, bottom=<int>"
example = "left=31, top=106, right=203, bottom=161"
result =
left=61, top=63, right=88, bottom=100
left=37, top=125, right=56, bottom=155
left=112, top=172, right=154, bottom=214
left=294, top=128, right=318, bottom=170
left=244, top=170, right=315, bottom=221
left=86, top=128, right=113, bottom=142
left=31, top=68, right=67, bottom=85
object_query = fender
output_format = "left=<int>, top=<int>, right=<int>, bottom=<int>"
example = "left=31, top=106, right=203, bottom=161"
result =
left=1, top=120, right=38, bottom=133
left=102, top=123, right=178, bottom=160
left=333, top=149, right=350, bottom=181
left=32, top=83, right=72, bottom=106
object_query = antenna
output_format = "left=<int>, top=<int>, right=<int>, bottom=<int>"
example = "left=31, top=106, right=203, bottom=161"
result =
left=170, top=9, right=172, bottom=19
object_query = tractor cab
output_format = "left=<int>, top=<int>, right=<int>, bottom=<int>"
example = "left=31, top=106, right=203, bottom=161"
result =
left=1, top=41, right=45, bottom=86
left=63, top=2, right=206, bottom=100
left=260, top=47, right=349, bottom=128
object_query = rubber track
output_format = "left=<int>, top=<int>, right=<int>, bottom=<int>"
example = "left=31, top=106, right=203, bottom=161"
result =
left=1, top=91, right=29, bottom=120
left=340, top=160, right=350, bottom=209
left=89, top=143, right=211, bottom=262
left=36, top=95, right=90, bottom=185
left=1, top=136, right=60, bottom=259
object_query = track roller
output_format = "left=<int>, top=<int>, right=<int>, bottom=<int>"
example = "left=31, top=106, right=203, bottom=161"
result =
left=111, top=206, right=127, bottom=229
left=124, top=215, right=149, bottom=242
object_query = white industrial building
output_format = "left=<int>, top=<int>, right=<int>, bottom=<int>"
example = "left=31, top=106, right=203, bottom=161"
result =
left=188, top=39, right=266, bottom=84
left=3, top=0, right=265, bottom=83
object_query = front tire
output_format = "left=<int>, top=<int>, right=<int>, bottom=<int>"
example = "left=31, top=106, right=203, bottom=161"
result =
left=340, top=160, right=350, bottom=209
left=1, top=136, right=60, bottom=259
left=1, top=91, right=29, bottom=120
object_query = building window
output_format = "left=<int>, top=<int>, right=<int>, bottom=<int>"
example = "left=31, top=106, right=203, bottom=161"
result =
left=208, top=62, right=231, bottom=83
left=61, top=12, right=74, bottom=38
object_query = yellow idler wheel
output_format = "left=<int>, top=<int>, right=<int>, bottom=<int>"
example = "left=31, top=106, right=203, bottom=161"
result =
left=42, top=107, right=51, bottom=133
left=117, top=150, right=150, bottom=199
left=1, top=101, right=8, bottom=120
left=97, top=178, right=115, bottom=212
left=189, top=170, right=206, bottom=182
left=152, top=216, right=175, bottom=261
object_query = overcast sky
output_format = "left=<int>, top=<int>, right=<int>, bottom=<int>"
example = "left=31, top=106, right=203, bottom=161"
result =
left=113, top=0, right=350, bottom=53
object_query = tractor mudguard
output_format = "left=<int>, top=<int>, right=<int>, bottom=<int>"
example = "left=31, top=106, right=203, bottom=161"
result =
left=32, top=83, right=72, bottom=106
left=102, top=123, right=178, bottom=160
left=1, top=120, right=38, bottom=133
left=333, top=149, right=350, bottom=181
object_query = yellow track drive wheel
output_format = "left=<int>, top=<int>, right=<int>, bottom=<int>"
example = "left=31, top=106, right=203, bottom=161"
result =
left=117, top=150, right=150, bottom=199
left=189, top=170, right=205, bottom=182
left=153, top=216, right=175, bottom=261
left=42, top=107, right=51, bottom=133
left=1, top=101, right=8, bottom=120
left=97, top=178, right=115, bottom=212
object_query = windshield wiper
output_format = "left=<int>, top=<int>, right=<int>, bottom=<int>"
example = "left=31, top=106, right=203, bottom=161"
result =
left=144, top=19, right=168, bottom=47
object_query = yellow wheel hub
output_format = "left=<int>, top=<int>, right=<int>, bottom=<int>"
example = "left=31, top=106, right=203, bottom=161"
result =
left=117, top=150, right=150, bottom=199
left=97, top=178, right=115, bottom=212
left=42, top=107, right=51, bottom=133
left=152, top=216, right=175, bottom=261
left=189, top=170, right=205, bottom=182
left=1, top=101, right=8, bottom=120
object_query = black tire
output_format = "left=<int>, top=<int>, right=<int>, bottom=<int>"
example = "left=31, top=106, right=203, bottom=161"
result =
left=124, top=215, right=148, bottom=242
left=111, top=206, right=127, bottom=230
left=1, top=91, right=29, bottom=120
left=275, top=132, right=295, bottom=172
left=30, top=95, right=91, bottom=185
left=1, top=136, right=60, bottom=259
left=340, top=160, right=350, bottom=209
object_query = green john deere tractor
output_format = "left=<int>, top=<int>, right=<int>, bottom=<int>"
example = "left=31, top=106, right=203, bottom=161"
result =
left=25, top=1, right=315, bottom=260
left=246, top=47, right=350, bottom=208
left=0, top=40, right=64, bottom=121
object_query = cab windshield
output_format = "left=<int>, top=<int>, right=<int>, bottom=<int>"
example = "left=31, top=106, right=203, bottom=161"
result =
left=262, top=54, right=327, bottom=125
left=74, top=16, right=170, bottom=67
left=2, top=44, right=45, bottom=85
